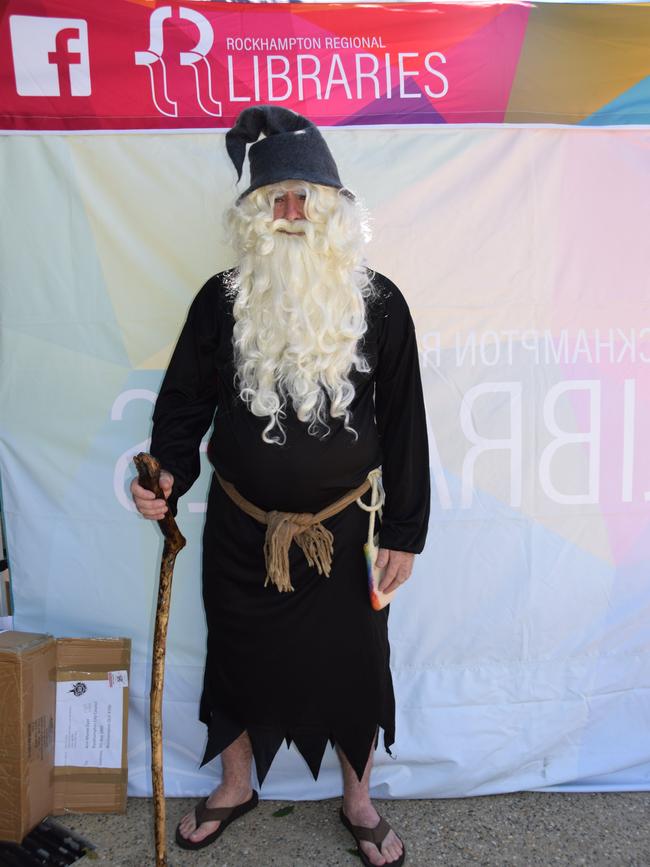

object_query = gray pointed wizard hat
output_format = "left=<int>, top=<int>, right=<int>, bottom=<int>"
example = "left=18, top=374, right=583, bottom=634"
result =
left=225, top=106, right=346, bottom=199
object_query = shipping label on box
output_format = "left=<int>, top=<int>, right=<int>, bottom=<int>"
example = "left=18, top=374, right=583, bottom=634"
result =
left=55, top=677, right=125, bottom=769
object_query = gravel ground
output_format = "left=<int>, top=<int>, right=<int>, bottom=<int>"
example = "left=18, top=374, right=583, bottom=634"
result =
left=62, top=791, right=650, bottom=867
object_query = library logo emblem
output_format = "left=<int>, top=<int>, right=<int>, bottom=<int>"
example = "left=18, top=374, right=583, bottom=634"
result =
left=135, top=6, right=222, bottom=118
left=9, top=16, right=91, bottom=97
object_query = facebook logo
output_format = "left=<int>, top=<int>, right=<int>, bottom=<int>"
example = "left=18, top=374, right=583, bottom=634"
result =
left=9, top=16, right=91, bottom=97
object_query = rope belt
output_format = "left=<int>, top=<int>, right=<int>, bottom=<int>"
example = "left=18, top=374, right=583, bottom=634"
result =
left=215, top=469, right=383, bottom=593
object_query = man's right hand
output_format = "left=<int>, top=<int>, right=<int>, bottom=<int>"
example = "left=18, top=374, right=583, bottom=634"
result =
left=130, top=470, right=174, bottom=520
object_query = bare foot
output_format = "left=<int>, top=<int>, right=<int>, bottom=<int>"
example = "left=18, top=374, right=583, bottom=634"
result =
left=177, top=782, right=253, bottom=845
left=342, top=802, right=404, bottom=866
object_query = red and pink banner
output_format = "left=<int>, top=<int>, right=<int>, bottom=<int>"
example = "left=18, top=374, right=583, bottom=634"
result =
left=3, top=0, right=530, bottom=130
left=3, top=1, right=650, bottom=132
left=0, top=0, right=650, bottom=132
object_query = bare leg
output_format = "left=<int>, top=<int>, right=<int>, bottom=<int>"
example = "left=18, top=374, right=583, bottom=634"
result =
left=177, top=731, right=254, bottom=844
left=337, top=743, right=404, bottom=866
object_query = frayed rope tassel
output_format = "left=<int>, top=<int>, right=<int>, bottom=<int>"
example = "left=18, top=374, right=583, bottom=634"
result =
left=264, top=511, right=334, bottom=592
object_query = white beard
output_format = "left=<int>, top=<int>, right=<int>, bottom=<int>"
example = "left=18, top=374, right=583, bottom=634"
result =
left=230, top=206, right=372, bottom=445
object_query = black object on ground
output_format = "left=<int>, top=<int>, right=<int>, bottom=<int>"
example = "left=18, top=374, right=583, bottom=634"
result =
left=0, top=819, right=95, bottom=866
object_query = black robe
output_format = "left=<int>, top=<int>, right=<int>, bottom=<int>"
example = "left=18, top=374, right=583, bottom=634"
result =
left=150, top=269, right=430, bottom=784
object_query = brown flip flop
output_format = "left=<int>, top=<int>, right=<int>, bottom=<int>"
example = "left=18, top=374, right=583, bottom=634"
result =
left=175, top=789, right=259, bottom=851
left=339, top=807, right=406, bottom=867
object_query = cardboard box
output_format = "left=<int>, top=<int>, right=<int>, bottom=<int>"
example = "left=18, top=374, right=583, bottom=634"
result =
left=53, top=637, right=130, bottom=816
left=0, top=631, right=56, bottom=843
left=0, top=632, right=130, bottom=842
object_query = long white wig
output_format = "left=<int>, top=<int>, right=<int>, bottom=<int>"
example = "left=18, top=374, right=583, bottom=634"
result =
left=225, top=181, right=374, bottom=445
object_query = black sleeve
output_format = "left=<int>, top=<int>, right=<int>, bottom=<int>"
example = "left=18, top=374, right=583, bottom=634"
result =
left=149, top=278, right=221, bottom=515
left=374, top=277, right=430, bottom=554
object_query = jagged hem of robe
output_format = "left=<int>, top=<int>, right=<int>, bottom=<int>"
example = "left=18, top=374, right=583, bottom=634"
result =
left=198, top=704, right=395, bottom=785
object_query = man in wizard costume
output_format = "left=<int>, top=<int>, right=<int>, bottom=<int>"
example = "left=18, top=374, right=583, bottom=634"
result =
left=131, top=106, right=430, bottom=867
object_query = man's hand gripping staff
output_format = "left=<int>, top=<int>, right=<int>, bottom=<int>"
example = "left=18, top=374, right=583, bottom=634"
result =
left=133, top=452, right=186, bottom=867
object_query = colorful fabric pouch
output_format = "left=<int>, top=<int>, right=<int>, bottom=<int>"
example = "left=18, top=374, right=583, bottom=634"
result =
left=357, top=469, right=395, bottom=610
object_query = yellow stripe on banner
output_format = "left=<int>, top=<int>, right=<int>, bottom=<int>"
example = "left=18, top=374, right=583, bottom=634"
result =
left=507, top=5, right=650, bottom=123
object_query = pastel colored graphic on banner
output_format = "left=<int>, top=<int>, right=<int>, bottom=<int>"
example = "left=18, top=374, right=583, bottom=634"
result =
left=54, top=680, right=123, bottom=768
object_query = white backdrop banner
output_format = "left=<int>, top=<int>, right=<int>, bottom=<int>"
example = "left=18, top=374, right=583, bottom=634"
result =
left=1, top=126, right=650, bottom=797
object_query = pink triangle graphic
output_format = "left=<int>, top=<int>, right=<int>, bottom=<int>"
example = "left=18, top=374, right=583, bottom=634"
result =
left=435, top=7, right=530, bottom=124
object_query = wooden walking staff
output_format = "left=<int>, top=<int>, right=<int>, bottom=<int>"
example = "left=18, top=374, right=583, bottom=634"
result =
left=134, top=452, right=187, bottom=867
